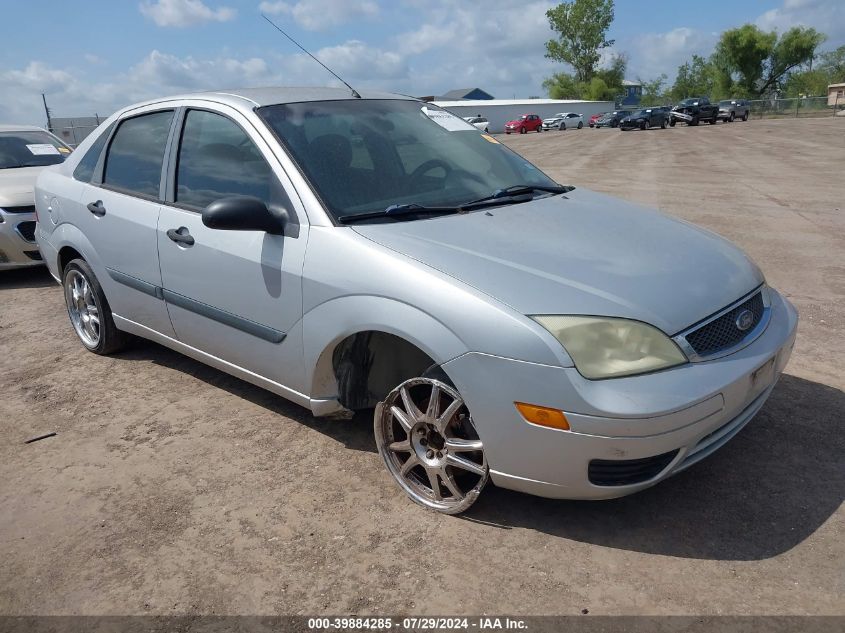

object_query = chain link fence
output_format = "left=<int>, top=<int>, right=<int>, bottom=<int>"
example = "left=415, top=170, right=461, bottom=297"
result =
left=747, top=95, right=844, bottom=119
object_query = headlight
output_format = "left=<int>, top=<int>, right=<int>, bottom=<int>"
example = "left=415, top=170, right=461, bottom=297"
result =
left=531, top=316, right=687, bottom=379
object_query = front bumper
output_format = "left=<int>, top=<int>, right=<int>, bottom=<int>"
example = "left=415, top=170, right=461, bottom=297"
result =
left=0, top=209, right=42, bottom=269
left=442, top=289, right=798, bottom=500
left=541, top=122, right=561, bottom=130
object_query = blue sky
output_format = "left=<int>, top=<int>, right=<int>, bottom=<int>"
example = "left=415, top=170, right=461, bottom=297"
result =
left=1, top=0, right=843, bottom=124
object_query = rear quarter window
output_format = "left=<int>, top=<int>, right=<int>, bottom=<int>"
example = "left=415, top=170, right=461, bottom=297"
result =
left=73, top=123, right=115, bottom=183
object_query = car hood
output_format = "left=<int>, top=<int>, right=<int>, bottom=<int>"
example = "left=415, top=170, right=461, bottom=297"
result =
left=351, top=188, right=763, bottom=335
left=0, top=166, right=49, bottom=207
left=505, top=120, right=524, bottom=126
left=542, top=117, right=562, bottom=122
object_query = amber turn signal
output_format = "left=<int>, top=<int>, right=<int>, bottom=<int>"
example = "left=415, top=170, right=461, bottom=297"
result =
left=514, top=402, right=570, bottom=430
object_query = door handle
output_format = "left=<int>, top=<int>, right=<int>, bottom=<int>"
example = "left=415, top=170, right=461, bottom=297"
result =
left=87, top=200, right=106, bottom=217
left=166, top=227, right=195, bottom=246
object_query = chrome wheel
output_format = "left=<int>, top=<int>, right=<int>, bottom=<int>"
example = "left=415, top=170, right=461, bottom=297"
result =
left=65, top=269, right=100, bottom=348
left=375, top=377, right=488, bottom=514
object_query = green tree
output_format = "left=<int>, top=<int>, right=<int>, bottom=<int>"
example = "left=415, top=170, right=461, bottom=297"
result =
left=783, top=45, right=845, bottom=96
left=670, top=55, right=715, bottom=100
left=639, top=74, right=668, bottom=105
left=817, top=45, right=845, bottom=83
left=543, top=54, right=626, bottom=101
left=545, top=0, right=615, bottom=83
left=715, top=24, right=826, bottom=96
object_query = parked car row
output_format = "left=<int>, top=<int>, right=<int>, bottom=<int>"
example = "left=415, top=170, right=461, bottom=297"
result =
left=588, top=97, right=752, bottom=131
left=3, top=89, right=795, bottom=516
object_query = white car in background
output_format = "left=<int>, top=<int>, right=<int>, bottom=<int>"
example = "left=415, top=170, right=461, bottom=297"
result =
left=541, top=112, right=584, bottom=131
left=463, top=116, right=490, bottom=133
left=0, top=125, right=72, bottom=269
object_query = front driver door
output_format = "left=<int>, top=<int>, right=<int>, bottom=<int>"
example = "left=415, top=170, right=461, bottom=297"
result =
left=156, top=106, right=308, bottom=393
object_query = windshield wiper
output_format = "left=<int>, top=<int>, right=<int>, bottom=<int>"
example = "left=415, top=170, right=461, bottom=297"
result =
left=337, top=184, right=573, bottom=225
left=460, top=184, right=573, bottom=207
left=338, top=203, right=461, bottom=224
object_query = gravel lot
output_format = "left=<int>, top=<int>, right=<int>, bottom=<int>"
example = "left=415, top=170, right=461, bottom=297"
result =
left=1, top=117, right=842, bottom=616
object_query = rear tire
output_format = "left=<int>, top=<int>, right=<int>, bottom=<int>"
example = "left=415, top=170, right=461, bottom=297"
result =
left=577, top=121, right=583, bottom=129
left=690, top=117, right=699, bottom=126
left=62, top=258, right=128, bottom=355
left=660, top=118, right=667, bottom=129
left=643, top=120, right=649, bottom=130
left=742, top=112, right=749, bottom=121
left=709, top=115, right=717, bottom=125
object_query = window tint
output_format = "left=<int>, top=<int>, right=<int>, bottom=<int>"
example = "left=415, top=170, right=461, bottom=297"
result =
left=73, top=123, right=114, bottom=182
left=176, top=110, right=274, bottom=209
left=104, top=110, right=174, bottom=197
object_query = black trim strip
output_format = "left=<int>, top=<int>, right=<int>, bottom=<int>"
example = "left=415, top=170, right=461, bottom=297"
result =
left=161, top=289, right=286, bottom=344
left=105, top=269, right=285, bottom=344
left=106, top=268, right=163, bottom=299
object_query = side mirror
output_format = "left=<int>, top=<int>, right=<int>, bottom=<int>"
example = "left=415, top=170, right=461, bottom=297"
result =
left=202, top=196, right=287, bottom=235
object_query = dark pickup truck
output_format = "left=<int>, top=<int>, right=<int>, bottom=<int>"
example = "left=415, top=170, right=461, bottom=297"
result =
left=670, top=97, right=719, bottom=126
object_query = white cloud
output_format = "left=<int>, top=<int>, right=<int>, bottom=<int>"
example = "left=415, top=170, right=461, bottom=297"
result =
left=258, top=0, right=378, bottom=31
left=625, top=27, right=719, bottom=80
left=756, top=0, right=845, bottom=45
left=139, top=0, right=236, bottom=28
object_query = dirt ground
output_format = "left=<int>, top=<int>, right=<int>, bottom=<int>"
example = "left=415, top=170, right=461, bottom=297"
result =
left=1, top=117, right=842, bottom=617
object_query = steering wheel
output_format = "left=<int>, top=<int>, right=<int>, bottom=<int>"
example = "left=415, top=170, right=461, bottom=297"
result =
left=409, top=159, right=452, bottom=184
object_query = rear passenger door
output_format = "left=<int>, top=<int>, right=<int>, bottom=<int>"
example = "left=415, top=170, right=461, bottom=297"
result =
left=156, top=106, right=308, bottom=391
left=79, top=108, right=176, bottom=336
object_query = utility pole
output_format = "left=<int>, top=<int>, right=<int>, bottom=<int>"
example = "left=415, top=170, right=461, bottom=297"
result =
left=41, top=93, right=53, bottom=132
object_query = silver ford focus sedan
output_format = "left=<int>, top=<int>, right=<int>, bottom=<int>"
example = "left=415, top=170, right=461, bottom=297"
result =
left=35, top=87, right=797, bottom=514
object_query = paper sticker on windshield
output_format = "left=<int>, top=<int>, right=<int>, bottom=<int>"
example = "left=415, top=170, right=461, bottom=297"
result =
left=421, top=106, right=476, bottom=132
left=26, top=144, right=60, bottom=156
left=480, top=134, right=499, bottom=144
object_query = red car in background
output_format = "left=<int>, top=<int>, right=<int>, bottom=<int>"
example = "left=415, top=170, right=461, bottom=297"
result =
left=504, top=114, right=542, bottom=134
left=589, top=113, right=606, bottom=128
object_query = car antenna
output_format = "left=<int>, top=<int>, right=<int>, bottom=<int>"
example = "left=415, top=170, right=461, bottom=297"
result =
left=261, top=14, right=361, bottom=99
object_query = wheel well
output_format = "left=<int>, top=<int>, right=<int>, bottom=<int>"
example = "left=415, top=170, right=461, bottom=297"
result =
left=58, top=246, right=83, bottom=274
left=330, top=331, right=437, bottom=411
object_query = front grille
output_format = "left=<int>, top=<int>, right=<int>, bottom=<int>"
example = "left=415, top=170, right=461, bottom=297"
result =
left=588, top=450, right=679, bottom=486
left=16, top=221, right=37, bottom=242
left=685, top=292, right=764, bottom=356
left=4, top=205, right=36, bottom=214
left=24, top=250, right=42, bottom=261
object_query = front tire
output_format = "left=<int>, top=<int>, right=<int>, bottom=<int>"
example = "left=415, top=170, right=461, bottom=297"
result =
left=742, top=112, right=749, bottom=121
left=520, top=127, right=526, bottom=134
left=670, top=119, right=676, bottom=127
left=729, top=112, right=735, bottom=122
left=375, top=377, right=488, bottom=514
left=62, top=259, right=127, bottom=355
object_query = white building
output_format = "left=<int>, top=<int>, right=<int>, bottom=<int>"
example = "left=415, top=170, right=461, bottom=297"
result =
left=433, top=99, right=615, bottom=133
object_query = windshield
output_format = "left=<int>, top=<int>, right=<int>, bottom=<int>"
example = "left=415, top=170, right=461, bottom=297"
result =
left=258, top=100, right=558, bottom=221
left=719, top=100, right=734, bottom=106
left=0, top=130, right=70, bottom=169
left=679, top=98, right=700, bottom=106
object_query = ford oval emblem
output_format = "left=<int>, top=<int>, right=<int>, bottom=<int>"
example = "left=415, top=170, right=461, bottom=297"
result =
left=736, top=309, right=755, bottom=331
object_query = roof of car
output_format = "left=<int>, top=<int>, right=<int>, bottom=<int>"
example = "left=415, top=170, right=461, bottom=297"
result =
left=135, top=86, right=416, bottom=111
left=0, top=124, right=49, bottom=132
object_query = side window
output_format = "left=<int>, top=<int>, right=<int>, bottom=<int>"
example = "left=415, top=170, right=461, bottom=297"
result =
left=73, top=123, right=114, bottom=183
left=176, top=109, right=274, bottom=209
left=104, top=111, right=174, bottom=197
